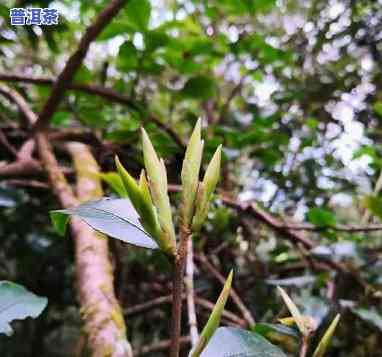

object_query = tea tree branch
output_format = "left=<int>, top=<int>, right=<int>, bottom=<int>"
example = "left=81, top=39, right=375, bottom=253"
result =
left=170, top=226, right=191, bottom=357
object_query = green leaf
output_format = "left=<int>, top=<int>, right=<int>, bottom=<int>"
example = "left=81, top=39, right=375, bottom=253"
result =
left=141, top=128, right=176, bottom=247
left=98, top=20, right=135, bottom=41
left=181, top=76, right=217, bottom=100
left=313, top=314, right=340, bottom=357
left=254, top=323, right=299, bottom=339
left=117, top=41, right=138, bottom=71
left=192, top=145, right=222, bottom=231
left=307, top=208, right=336, bottom=227
left=116, top=156, right=145, bottom=209
left=190, top=271, right=233, bottom=357
left=373, top=102, right=382, bottom=118
left=115, top=158, right=173, bottom=254
left=99, top=172, right=128, bottom=197
left=125, top=0, right=151, bottom=31
left=198, top=327, right=287, bottom=357
left=50, top=211, right=70, bottom=236
left=181, top=119, right=204, bottom=225
left=254, top=323, right=299, bottom=352
left=0, top=281, right=47, bottom=336
left=363, top=195, right=382, bottom=221
left=53, top=198, right=158, bottom=249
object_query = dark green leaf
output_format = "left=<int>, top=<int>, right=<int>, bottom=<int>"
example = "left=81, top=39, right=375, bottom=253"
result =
left=50, top=211, right=70, bottom=236
left=117, top=41, right=138, bottom=71
left=254, top=323, right=299, bottom=339
left=181, top=76, right=217, bottom=100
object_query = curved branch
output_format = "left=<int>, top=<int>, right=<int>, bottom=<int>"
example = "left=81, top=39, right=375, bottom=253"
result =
left=0, top=73, right=185, bottom=148
left=33, top=0, right=127, bottom=131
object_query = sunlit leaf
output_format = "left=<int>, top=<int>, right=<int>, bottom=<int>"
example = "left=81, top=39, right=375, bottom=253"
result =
left=307, top=208, right=336, bottom=227
left=0, top=281, right=47, bottom=336
left=52, top=198, right=158, bottom=249
left=125, top=0, right=151, bottom=31
left=99, top=172, right=128, bottom=197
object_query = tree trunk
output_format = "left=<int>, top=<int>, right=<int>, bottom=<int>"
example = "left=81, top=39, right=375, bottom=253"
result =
left=67, top=142, right=133, bottom=357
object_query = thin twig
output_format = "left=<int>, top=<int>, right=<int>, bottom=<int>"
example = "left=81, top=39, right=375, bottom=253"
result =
left=135, top=336, right=190, bottom=356
left=277, top=223, right=382, bottom=232
left=5, top=179, right=49, bottom=189
left=0, top=129, right=18, bottom=157
left=196, top=253, right=256, bottom=327
left=185, top=238, right=199, bottom=347
left=167, top=184, right=367, bottom=285
left=170, top=226, right=191, bottom=357
left=299, top=335, right=310, bottom=357
left=124, top=293, right=246, bottom=326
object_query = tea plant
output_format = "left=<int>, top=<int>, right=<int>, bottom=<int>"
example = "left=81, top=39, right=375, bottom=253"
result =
left=52, top=121, right=340, bottom=357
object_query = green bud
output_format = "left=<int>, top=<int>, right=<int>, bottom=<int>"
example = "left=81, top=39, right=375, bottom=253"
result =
left=192, top=145, right=222, bottom=231
left=115, top=156, right=142, bottom=209
left=115, top=156, right=174, bottom=255
left=139, top=170, right=175, bottom=254
left=99, top=171, right=128, bottom=198
left=277, top=286, right=308, bottom=336
left=313, top=314, right=340, bottom=357
left=181, top=119, right=203, bottom=225
left=141, top=128, right=176, bottom=247
left=203, top=144, right=222, bottom=197
left=190, top=270, right=233, bottom=357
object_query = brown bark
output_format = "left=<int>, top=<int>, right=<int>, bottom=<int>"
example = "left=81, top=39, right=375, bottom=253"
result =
left=170, top=226, right=191, bottom=357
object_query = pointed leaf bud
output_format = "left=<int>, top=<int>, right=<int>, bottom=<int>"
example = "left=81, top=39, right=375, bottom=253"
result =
left=141, top=128, right=176, bottom=247
left=181, top=119, right=203, bottom=225
left=192, top=145, right=222, bottom=231
left=313, top=314, right=340, bottom=357
left=190, top=270, right=233, bottom=357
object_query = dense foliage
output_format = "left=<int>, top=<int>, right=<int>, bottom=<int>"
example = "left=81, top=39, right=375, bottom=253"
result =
left=0, top=0, right=382, bottom=356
